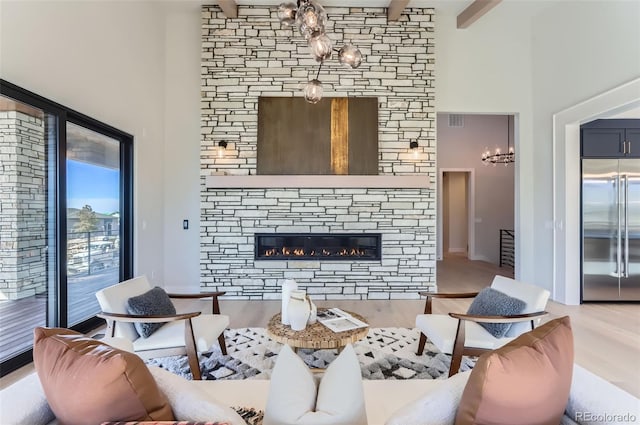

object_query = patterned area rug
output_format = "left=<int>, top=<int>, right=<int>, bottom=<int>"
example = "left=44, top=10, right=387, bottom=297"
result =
left=146, top=327, right=476, bottom=381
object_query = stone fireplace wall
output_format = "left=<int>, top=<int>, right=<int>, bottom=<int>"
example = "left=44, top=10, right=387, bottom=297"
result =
left=201, top=6, right=436, bottom=299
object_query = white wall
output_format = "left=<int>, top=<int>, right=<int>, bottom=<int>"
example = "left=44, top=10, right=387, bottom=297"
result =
left=0, top=1, right=167, bottom=285
left=436, top=0, right=639, bottom=299
left=438, top=115, right=514, bottom=264
left=435, top=1, right=535, bottom=282
left=530, top=1, right=640, bottom=303
left=162, top=4, right=202, bottom=291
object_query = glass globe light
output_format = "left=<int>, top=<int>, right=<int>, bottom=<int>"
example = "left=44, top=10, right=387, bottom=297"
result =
left=277, top=2, right=297, bottom=26
left=304, top=79, right=323, bottom=104
left=296, top=1, right=327, bottom=37
left=308, top=32, right=332, bottom=62
left=338, top=44, right=363, bottom=69
left=302, top=7, right=319, bottom=28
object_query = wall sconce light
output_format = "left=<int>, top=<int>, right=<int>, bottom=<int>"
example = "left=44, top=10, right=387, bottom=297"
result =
left=409, top=140, right=419, bottom=159
left=217, top=141, right=228, bottom=158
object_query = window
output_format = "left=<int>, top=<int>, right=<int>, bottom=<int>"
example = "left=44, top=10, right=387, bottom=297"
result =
left=0, top=80, right=133, bottom=375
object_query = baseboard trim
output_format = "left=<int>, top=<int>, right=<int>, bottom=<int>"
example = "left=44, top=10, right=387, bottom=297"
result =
left=468, top=254, right=494, bottom=263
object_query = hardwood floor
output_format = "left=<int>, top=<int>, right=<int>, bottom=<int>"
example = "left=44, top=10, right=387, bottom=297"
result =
left=2, top=254, right=639, bottom=398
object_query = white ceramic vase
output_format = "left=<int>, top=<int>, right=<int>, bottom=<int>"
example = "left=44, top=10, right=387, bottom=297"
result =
left=288, top=289, right=310, bottom=331
left=307, top=296, right=317, bottom=325
left=281, top=279, right=298, bottom=325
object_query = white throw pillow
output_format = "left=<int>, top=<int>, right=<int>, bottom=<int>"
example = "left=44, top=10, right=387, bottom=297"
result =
left=148, top=365, right=246, bottom=425
left=263, top=344, right=368, bottom=425
left=385, top=370, right=471, bottom=425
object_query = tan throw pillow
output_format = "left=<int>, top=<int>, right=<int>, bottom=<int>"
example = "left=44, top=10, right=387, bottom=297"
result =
left=455, top=316, right=574, bottom=425
left=33, top=327, right=174, bottom=425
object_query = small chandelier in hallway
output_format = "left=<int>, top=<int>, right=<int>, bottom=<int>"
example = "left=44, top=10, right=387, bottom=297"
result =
left=481, top=115, right=515, bottom=166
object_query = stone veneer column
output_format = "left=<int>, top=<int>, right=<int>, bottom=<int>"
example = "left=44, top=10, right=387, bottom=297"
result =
left=0, top=110, right=47, bottom=300
left=201, top=6, right=436, bottom=299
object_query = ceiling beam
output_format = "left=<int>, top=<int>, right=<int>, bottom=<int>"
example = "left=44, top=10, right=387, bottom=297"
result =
left=217, top=0, right=238, bottom=19
left=457, top=0, right=502, bottom=29
left=387, top=0, right=410, bottom=21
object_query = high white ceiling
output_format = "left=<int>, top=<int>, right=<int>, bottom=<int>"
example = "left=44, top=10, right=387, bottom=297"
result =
left=168, top=0, right=555, bottom=20
left=167, top=0, right=472, bottom=15
left=235, top=0, right=470, bottom=14
left=234, top=0, right=436, bottom=5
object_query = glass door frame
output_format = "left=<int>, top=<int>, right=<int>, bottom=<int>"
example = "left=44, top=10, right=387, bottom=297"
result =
left=65, top=112, right=134, bottom=331
left=0, top=79, right=133, bottom=375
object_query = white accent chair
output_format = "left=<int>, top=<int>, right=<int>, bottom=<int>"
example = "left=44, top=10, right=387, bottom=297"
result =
left=95, top=275, right=230, bottom=380
left=415, top=275, right=550, bottom=377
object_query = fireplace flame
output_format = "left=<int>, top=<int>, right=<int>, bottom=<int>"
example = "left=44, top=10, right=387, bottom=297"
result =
left=261, top=247, right=367, bottom=258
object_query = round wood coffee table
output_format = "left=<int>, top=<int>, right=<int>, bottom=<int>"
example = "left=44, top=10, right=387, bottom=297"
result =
left=267, top=309, right=369, bottom=352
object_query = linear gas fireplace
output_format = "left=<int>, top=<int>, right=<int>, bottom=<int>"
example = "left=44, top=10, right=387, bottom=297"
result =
left=255, top=233, right=381, bottom=261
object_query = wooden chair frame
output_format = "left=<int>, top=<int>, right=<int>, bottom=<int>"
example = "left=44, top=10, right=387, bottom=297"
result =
left=97, top=291, right=226, bottom=380
left=416, top=291, right=549, bottom=377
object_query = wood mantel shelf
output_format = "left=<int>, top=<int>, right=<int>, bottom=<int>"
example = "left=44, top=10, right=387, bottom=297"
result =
left=205, top=175, right=431, bottom=189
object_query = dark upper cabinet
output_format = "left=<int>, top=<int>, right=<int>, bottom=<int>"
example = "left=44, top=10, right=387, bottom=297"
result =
left=581, top=128, right=625, bottom=157
left=581, top=119, right=640, bottom=158
left=627, top=128, right=640, bottom=157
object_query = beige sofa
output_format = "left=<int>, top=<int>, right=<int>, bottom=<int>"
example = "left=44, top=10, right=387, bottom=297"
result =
left=1, top=362, right=638, bottom=425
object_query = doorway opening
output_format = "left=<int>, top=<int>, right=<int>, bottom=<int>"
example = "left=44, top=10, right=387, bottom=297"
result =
left=441, top=170, right=473, bottom=258
left=436, top=113, right=516, bottom=269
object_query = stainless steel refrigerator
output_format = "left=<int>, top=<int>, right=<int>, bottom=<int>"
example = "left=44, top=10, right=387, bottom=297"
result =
left=582, top=159, right=640, bottom=301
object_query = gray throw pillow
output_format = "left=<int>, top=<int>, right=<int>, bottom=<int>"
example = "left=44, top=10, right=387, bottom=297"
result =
left=126, top=286, right=176, bottom=338
left=466, top=287, right=526, bottom=338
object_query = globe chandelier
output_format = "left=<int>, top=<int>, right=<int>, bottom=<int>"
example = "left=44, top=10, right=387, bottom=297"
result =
left=277, top=0, right=363, bottom=104
left=481, top=115, right=515, bottom=166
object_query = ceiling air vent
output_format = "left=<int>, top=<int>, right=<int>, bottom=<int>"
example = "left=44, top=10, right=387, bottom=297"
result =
left=448, top=114, right=464, bottom=127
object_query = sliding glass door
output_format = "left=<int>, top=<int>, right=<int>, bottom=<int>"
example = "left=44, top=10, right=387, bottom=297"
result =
left=0, top=80, right=133, bottom=375
left=66, top=122, right=122, bottom=326
left=0, top=94, right=58, bottom=367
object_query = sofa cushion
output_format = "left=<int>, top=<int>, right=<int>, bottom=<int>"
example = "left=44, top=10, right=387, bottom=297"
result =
left=263, top=344, right=367, bottom=425
left=466, top=287, right=526, bottom=338
left=33, top=327, right=174, bottom=425
left=385, top=370, right=471, bottom=425
left=148, top=366, right=246, bottom=425
left=0, top=370, right=55, bottom=425
left=455, top=316, right=574, bottom=425
left=560, top=415, right=580, bottom=425
left=101, top=422, right=229, bottom=425
left=127, top=286, right=177, bottom=338
left=564, top=364, right=640, bottom=425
